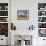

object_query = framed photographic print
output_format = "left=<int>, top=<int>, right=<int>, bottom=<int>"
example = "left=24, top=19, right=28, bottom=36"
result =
left=17, top=10, right=29, bottom=20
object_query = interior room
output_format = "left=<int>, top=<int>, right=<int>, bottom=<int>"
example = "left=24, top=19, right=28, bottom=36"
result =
left=0, top=0, right=46, bottom=46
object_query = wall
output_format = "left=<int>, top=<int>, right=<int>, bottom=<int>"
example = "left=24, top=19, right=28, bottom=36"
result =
left=11, top=0, right=46, bottom=46
left=11, top=0, right=38, bottom=30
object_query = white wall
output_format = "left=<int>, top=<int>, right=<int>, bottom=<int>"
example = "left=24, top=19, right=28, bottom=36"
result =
left=11, top=0, right=46, bottom=46
left=11, top=0, right=38, bottom=45
left=11, top=0, right=38, bottom=30
left=11, top=0, right=46, bottom=30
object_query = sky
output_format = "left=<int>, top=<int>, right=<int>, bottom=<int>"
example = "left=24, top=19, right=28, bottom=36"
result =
left=18, top=10, right=28, bottom=15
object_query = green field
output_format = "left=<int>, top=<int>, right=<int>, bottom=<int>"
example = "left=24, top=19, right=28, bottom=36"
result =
left=19, top=14, right=27, bottom=18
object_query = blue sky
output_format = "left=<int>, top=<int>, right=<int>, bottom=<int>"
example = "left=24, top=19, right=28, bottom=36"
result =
left=18, top=11, right=27, bottom=15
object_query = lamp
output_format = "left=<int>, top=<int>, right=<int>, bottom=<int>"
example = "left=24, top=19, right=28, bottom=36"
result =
left=19, top=35, right=31, bottom=46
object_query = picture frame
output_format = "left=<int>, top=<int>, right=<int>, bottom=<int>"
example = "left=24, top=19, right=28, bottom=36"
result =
left=17, top=10, right=29, bottom=20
